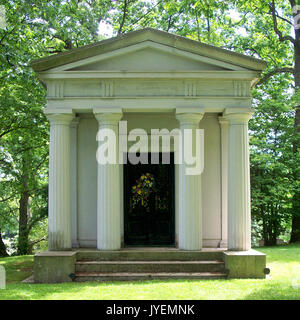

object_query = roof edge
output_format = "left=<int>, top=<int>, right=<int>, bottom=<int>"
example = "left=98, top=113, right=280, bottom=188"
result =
left=31, top=28, right=267, bottom=72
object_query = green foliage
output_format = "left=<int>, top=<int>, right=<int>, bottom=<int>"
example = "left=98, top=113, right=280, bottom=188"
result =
left=249, top=75, right=296, bottom=245
left=0, top=0, right=298, bottom=253
left=230, top=0, right=298, bottom=244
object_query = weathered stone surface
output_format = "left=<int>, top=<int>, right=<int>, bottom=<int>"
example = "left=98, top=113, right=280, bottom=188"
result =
left=31, top=28, right=267, bottom=72
left=74, top=272, right=228, bottom=282
left=33, top=249, right=267, bottom=282
left=176, top=110, right=204, bottom=250
left=75, top=260, right=225, bottom=273
left=46, top=112, right=74, bottom=251
left=223, top=249, right=266, bottom=279
left=34, top=251, right=76, bottom=283
left=94, top=110, right=123, bottom=250
left=225, top=109, right=253, bottom=251
left=76, top=249, right=224, bottom=261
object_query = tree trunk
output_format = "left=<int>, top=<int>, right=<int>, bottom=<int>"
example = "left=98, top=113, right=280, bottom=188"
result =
left=262, top=206, right=267, bottom=241
left=17, top=190, right=30, bottom=255
left=290, top=22, right=300, bottom=243
left=0, top=230, right=8, bottom=257
left=265, top=204, right=276, bottom=246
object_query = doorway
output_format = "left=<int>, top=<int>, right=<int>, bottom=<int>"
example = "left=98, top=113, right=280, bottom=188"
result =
left=124, top=153, right=175, bottom=246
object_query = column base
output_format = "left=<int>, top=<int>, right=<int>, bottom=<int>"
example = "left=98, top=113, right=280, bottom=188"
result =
left=97, top=247, right=121, bottom=251
left=223, top=249, right=267, bottom=279
left=72, top=240, right=80, bottom=248
left=219, top=240, right=228, bottom=248
left=34, top=251, right=76, bottom=283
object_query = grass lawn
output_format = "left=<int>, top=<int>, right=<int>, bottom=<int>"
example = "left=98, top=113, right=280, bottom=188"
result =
left=0, top=244, right=300, bottom=300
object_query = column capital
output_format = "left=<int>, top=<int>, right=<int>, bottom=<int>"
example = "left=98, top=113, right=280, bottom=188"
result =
left=218, top=116, right=229, bottom=127
left=176, top=108, right=205, bottom=125
left=224, top=108, right=254, bottom=124
left=44, top=109, right=74, bottom=125
left=70, top=117, right=80, bottom=128
left=93, top=108, right=123, bottom=125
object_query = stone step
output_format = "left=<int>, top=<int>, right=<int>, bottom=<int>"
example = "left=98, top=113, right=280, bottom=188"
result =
left=74, top=272, right=228, bottom=282
left=75, top=260, right=225, bottom=273
left=76, top=250, right=224, bottom=262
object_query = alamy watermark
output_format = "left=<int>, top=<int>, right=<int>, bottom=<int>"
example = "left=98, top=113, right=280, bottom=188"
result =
left=96, top=121, right=204, bottom=175
left=0, top=5, right=6, bottom=30
left=0, top=266, right=5, bottom=289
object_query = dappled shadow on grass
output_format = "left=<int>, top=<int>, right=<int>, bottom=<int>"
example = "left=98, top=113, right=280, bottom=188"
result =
left=2, top=278, right=300, bottom=300
left=0, top=255, right=33, bottom=283
left=257, top=244, right=300, bottom=264
left=0, top=279, right=226, bottom=300
left=0, top=282, right=99, bottom=300
left=243, top=282, right=300, bottom=300
left=1, top=244, right=300, bottom=300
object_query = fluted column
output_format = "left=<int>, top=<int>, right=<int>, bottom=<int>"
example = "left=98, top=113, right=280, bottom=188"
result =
left=176, top=109, right=204, bottom=250
left=94, top=109, right=123, bottom=250
left=218, top=117, right=229, bottom=248
left=70, top=118, right=80, bottom=248
left=46, top=111, right=74, bottom=251
left=225, top=108, right=253, bottom=251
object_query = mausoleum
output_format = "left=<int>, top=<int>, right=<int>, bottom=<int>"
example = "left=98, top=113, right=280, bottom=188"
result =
left=32, top=28, right=267, bottom=282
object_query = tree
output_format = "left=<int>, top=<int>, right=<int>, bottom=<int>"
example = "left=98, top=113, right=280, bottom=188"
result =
left=250, top=80, right=295, bottom=244
left=109, top=0, right=299, bottom=244
left=0, top=230, right=8, bottom=257
left=0, top=0, right=114, bottom=255
left=0, top=0, right=298, bottom=253
left=230, top=0, right=299, bottom=242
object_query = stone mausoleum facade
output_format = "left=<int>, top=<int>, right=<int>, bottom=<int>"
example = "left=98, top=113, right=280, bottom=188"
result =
left=31, top=29, right=267, bottom=282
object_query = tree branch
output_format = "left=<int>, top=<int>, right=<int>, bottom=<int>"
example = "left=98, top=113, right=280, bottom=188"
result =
left=265, top=10, right=293, bottom=26
left=118, top=0, right=128, bottom=35
left=0, top=16, right=26, bottom=45
left=29, top=238, right=46, bottom=246
left=130, top=0, right=162, bottom=27
left=0, top=195, right=15, bottom=202
left=226, top=45, right=264, bottom=60
left=257, top=67, right=295, bottom=85
left=27, top=212, right=47, bottom=233
left=269, top=0, right=296, bottom=44
left=230, top=11, right=252, bottom=26
left=0, top=125, right=32, bottom=139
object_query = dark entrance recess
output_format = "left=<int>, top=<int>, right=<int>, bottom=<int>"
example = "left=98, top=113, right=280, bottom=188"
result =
left=124, top=153, right=175, bottom=246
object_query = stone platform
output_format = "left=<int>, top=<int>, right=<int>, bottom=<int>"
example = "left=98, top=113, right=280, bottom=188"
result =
left=33, top=248, right=267, bottom=283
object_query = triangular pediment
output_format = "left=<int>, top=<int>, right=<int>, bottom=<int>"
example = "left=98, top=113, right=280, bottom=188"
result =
left=59, top=41, right=238, bottom=72
left=31, top=28, right=267, bottom=73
